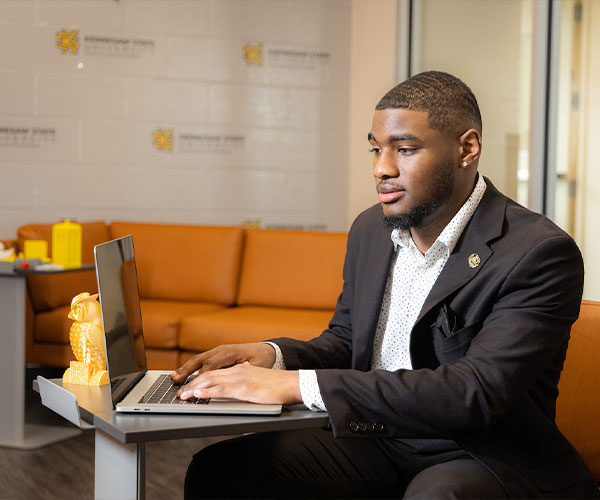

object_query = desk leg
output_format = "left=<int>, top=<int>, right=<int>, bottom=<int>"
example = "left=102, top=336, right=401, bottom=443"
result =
left=0, top=275, right=81, bottom=449
left=95, top=430, right=146, bottom=500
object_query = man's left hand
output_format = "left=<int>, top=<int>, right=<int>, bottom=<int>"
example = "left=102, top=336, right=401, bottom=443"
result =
left=177, top=363, right=302, bottom=406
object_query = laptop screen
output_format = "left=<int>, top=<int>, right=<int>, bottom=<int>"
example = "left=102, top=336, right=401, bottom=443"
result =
left=94, top=235, right=147, bottom=407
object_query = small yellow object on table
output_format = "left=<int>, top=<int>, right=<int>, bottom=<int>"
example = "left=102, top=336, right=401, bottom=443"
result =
left=62, top=292, right=108, bottom=386
left=52, top=220, right=82, bottom=269
left=24, top=240, right=50, bottom=262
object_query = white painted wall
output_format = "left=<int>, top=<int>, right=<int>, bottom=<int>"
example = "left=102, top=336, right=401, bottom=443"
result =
left=411, top=0, right=524, bottom=198
left=579, top=0, right=600, bottom=300
left=347, top=0, right=399, bottom=225
left=346, top=0, right=530, bottom=225
left=2, top=0, right=596, bottom=304
left=0, top=0, right=351, bottom=236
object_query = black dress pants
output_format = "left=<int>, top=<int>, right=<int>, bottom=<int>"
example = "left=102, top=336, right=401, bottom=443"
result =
left=184, top=428, right=507, bottom=499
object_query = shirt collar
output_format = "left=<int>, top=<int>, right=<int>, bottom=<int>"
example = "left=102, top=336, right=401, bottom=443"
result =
left=390, top=174, right=487, bottom=254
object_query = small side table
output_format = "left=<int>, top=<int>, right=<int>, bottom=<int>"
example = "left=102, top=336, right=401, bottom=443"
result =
left=0, top=264, right=94, bottom=449
left=35, top=377, right=330, bottom=500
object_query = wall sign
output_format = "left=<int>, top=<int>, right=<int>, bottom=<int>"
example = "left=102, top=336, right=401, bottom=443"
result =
left=0, top=127, right=57, bottom=149
left=55, top=28, right=156, bottom=58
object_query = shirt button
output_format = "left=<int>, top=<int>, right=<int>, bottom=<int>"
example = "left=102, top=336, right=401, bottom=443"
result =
left=349, top=421, right=359, bottom=432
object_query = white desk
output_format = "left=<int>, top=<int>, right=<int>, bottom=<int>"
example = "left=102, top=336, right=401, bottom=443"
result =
left=0, top=266, right=93, bottom=449
left=36, top=378, right=330, bottom=500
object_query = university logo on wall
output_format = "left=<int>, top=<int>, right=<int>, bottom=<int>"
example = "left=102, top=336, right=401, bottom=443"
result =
left=56, top=29, right=79, bottom=54
left=152, top=129, right=174, bottom=152
left=243, top=44, right=263, bottom=66
left=152, top=127, right=246, bottom=155
left=242, top=220, right=260, bottom=230
left=242, top=42, right=330, bottom=71
left=54, top=28, right=155, bottom=58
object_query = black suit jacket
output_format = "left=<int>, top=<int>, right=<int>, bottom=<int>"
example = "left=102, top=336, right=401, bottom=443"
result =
left=273, top=179, right=598, bottom=497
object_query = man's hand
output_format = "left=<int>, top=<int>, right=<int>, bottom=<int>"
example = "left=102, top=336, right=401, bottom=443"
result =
left=170, top=342, right=276, bottom=384
left=177, top=363, right=302, bottom=405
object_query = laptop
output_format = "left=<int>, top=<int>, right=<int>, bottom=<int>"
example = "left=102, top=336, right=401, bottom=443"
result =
left=94, top=235, right=282, bottom=415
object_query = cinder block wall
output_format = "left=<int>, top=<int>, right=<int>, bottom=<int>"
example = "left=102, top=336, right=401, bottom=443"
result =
left=0, top=0, right=351, bottom=237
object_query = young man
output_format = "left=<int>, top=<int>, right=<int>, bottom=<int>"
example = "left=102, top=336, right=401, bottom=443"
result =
left=173, top=71, right=598, bottom=499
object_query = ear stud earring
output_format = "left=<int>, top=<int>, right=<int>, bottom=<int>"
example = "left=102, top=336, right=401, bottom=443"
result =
left=462, top=161, right=468, bottom=167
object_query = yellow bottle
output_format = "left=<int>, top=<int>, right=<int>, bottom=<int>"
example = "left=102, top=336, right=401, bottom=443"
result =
left=52, top=220, right=82, bottom=268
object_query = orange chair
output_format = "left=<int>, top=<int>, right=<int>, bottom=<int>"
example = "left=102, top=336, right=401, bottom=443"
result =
left=556, top=300, right=600, bottom=485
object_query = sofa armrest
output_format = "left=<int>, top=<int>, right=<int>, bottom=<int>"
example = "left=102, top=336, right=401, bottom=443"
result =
left=556, top=300, right=600, bottom=483
left=0, top=238, right=18, bottom=251
left=17, top=221, right=110, bottom=263
left=0, top=240, right=18, bottom=256
left=26, top=270, right=98, bottom=313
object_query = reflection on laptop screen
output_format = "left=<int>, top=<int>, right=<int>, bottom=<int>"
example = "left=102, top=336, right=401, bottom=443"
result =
left=94, top=235, right=147, bottom=406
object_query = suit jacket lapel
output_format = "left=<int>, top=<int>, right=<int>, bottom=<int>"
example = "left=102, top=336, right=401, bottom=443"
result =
left=415, top=178, right=507, bottom=325
left=352, top=221, right=394, bottom=371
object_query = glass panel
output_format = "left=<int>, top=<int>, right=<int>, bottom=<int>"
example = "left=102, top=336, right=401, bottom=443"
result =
left=552, top=0, right=600, bottom=300
left=411, top=0, right=534, bottom=206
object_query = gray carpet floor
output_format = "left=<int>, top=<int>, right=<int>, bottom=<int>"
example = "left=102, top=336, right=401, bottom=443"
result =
left=0, top=367, right=231, bottom=500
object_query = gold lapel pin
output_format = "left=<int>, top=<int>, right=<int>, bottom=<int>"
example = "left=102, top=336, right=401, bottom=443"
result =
left=468, top=253, right=481, bottom=269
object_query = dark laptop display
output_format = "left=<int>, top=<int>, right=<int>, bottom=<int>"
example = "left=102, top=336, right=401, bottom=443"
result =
left=94, top=235, right=147, bottom=407
left=94, top=235, right=282, bottom=415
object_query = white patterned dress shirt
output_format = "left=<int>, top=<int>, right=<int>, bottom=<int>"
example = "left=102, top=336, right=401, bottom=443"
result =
left=269, top=174, right=487, bottom=411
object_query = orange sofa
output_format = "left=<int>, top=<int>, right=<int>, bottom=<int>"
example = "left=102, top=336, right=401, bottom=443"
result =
left=8, top=221, right=347, bottom=370
left=5, top=223, right=599, bottom=485
left=556, top=300, right=600, bottom=486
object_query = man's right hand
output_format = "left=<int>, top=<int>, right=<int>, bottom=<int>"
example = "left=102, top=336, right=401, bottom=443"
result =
left=170, top=343, right=277, bottom=384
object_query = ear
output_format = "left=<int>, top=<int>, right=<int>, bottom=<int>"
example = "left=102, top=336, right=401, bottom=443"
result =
left=458, top=129, right=482, bottom=168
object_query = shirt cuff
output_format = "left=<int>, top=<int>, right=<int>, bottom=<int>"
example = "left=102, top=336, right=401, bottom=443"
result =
left=262, top=342, right=286, bottom=370
left=298, top=370, right=327, bottom=412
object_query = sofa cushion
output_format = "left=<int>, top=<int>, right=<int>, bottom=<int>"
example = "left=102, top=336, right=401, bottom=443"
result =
left=556, top=300, right=600, bottom=482
left=17, top=221, right=110, bottom=263
left=35, top=306, right=72, bottom=343
left=110, top=222, right=243, bottom=305
left=179, top=305, right=333, bottom=352
left=31, top=342, right=76, bottom=367
left=140, top=299, right=225, bottom=349
left=146, top=348, right=179, bottom=370
left=30, top=343, right=178, bottom=370
left=35, top=299, right=225, bottom=347
left=237, top=229, right=347, bottom=310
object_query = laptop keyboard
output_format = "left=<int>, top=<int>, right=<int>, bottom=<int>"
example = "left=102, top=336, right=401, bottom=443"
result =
left=138, top=373, right=210, bottom=405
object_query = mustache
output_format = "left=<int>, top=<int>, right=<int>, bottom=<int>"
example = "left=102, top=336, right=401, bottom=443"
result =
left=377, top=182, right=405, bottom=194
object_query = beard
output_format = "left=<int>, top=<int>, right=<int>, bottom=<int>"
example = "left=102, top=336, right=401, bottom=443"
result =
left=382, top=161, right=455, bottom=231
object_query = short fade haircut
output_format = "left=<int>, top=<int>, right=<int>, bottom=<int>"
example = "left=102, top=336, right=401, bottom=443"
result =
left=376, top=71, right=482, bottom=136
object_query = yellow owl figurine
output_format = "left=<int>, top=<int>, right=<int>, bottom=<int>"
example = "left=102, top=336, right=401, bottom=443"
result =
left=62, top=292, right=109, bottom=386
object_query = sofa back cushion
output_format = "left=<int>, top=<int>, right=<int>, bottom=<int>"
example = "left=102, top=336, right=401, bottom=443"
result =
left=556, top=300, right=600, bottom=482
left=18, top=221, right=110, bottom=312
left=237, top=229, right=347, bottom=310
left=110, top=222, right=243, bottom=305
